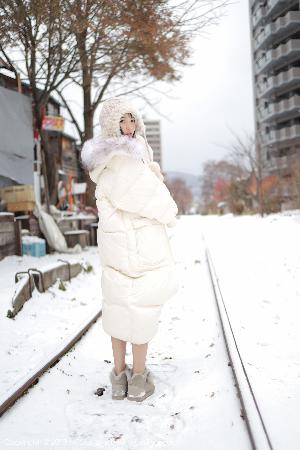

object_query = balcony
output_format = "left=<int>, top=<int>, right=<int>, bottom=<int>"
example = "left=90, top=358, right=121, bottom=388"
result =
left=253, top=5, right=266, bottom=29
left=257, top=67, right=300, bottom=98
left=267, top=155, right=289, bottom=171
left=258, top=94, right=300, bottom=122
left=254, top=11, right=300, bottom=51
left=264, top=0, right=298, bottom=21
left=255, top=49, right=274, bottom=74
left=250, top=0, right=260, bottom=7
left=255, top=39, right=300, bottom=75
left=263, top=124, right=300, bottom=145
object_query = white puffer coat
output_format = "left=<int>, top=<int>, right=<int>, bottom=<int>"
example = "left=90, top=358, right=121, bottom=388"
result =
left=81, top=97, right=179, bottom=344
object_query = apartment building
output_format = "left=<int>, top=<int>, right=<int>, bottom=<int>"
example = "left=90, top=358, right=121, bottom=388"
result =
left=249, top=0, right=300, bottom=177
left=143, top=118, right=163, bottom=169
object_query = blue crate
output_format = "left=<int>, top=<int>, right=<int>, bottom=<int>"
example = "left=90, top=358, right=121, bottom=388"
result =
left=22, top=237, right=46, bottom=257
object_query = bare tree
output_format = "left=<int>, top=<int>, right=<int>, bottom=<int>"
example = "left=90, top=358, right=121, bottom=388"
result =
left=56, top=0, right=231, bottom=204
left=166, top=177, right=193, bottom=214
left=0, top=0, right=230, bottom=206
left=0, top=0, right=79, bottom=208
left=200, top=158, right=243, bottom=213
left=223, top=129, right=267, bottom=216
left=57, top=0, right=230, bottom=139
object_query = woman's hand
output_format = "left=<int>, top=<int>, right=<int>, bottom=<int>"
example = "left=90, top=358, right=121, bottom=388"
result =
left=148, top=161, right=164, bottom=181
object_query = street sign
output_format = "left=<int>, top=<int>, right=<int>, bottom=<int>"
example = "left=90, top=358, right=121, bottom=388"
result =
left=42, top=115, right=64, bottom=131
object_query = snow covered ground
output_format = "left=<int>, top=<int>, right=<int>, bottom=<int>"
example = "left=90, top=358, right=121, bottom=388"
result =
left=0, top=211, right=299, bottom=449
left=0, top=247, right=102, bottom=402
left=200, top=210, right=300, bottom=450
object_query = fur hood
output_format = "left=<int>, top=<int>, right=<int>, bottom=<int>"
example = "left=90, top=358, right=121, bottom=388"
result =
left=81, top=97, right=154, bottom=181
left=81, top=134, right=163, bottom=185
left=81, top=134, right=150, bottom=172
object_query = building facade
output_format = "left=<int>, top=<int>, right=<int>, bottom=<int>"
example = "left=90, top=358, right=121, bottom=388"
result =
left=0, top=83, right=34, bottom=188
left=0, top=73, right=79, bottom=201
left=143, top=118, right=162, bottom=169
left=249, top=0, right=300, bottom=177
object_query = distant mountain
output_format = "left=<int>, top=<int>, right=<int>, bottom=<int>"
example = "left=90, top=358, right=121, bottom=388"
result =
left=164, top=171, right=199, bottom=189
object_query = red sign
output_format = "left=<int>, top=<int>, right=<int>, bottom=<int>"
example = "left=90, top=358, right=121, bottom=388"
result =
left=42, top=115, right=65, bottom=131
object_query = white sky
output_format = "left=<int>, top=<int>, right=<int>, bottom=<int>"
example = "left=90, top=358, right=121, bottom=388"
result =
left=146, top=0, right=256, bottom=176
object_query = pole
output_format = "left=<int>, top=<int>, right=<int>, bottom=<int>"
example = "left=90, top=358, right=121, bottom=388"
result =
left=39, top=129, right=50, bottom=214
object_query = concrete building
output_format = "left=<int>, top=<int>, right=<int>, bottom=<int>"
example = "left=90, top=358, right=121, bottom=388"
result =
left=143, top=118, right=162, bottom=169
left=249, top=0, right=300, bottom=177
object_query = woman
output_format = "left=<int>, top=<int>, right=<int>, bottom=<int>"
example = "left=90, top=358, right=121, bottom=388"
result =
left=81, top=97, right=179, bottom=402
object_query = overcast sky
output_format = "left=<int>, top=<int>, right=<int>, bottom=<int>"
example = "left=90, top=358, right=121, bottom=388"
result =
left=145, top=0, right=255, bottom=176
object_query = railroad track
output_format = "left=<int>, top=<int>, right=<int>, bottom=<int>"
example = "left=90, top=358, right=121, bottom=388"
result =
left=0, top=309, right=102, bottom=418
left=1, top=235, right=275, bottom=450
left=203, top=234, right=274, bottom=450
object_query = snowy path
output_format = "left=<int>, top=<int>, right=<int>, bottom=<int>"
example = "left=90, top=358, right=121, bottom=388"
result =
left=201, top=212, right=300, bottom=450
left=0, top=216, right=250, bottom=450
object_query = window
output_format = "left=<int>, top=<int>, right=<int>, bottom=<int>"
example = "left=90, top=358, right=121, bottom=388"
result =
left=279, top=147, right=289, bottom=157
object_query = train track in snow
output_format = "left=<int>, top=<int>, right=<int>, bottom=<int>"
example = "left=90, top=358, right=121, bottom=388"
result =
left=1, top=235, right=275, bottom=450
left=203, top=235, right=274, bottom=450
left=0, top=309, right=102, bottom=418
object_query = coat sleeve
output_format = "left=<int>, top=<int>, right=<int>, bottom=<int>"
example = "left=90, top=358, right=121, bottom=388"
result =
left=101, top=155, right=178, bottom=225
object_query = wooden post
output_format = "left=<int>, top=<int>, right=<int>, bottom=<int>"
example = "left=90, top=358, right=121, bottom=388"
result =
left=16, top=72, right=22, bottom=94
left=39, top=131, right=51, bottom=214
left=14, top=219, right=22, bottom=256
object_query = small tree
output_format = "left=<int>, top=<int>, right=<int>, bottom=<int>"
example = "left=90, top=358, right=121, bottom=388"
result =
left=227, top=178, right=253, bottom=214
left=224, top=129, right=267, bottom=216
left=166, top=177, right=193, bottom=214
left=200, top=159, right=243, bottom=214
left=290, top=153, right=300, bottom=208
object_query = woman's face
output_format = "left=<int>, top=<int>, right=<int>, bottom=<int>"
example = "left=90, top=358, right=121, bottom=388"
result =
left=120, top=113, right=136, bottom=138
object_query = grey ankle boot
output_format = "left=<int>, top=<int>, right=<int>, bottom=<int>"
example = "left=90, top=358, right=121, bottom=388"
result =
left=109, top=364, right=131, bottom=400
left=127, top=366, right=155, bottom=402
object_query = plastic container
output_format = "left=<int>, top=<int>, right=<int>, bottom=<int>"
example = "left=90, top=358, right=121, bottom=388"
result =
left=22, top=236, right=46, bottom=257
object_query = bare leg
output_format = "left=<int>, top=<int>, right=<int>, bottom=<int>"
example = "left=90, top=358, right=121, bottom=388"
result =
left=132, top=343, right=148, bottom=375
left=111, top=337, right=127, bottom=375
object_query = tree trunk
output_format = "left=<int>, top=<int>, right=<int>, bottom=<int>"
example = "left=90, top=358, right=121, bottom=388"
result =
left=40, top=142, right=51, bottom=213
left=40, top=129, right=59, bottom=206
left=82, top=68, right=96, bottom=207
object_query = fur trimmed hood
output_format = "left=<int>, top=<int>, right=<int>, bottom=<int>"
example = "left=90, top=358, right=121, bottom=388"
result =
left=81, top=97, right=154, bottom=181
left=81, top=134, right=163, bottom=185
left=81, top=134, right=149, bottom=172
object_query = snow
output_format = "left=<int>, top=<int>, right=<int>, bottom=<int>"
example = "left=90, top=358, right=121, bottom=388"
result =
left=0, top=212, right=14, bottom=217
left=64, top=230, right=90, bottom=235
left=0, top=248, right=102, bottom=405
left=200, top=210, right=300, bottom=450
left=22, top=235, right=45, bottom=243
left=0, top=211, right=299, bottom=449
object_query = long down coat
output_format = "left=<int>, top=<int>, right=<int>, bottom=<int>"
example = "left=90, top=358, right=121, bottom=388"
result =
left=81, top=97, right=179, bottom=344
